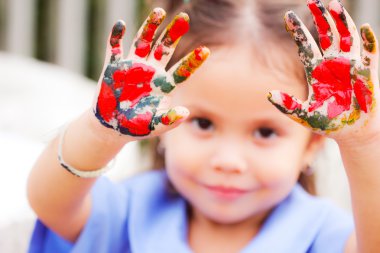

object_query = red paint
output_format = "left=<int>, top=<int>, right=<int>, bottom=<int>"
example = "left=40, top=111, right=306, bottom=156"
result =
left=194, top=47, right=203, bottom=61
left=113, top=63, right=155, bottom=107
left=97, top=81, right=117, bottom=122
left=281, top=92, right=302, bottom=110
left=329, top=6, right=351, bottom=52
left=142, top=23, right=158, bottom=42
left=327, top=100, right=346, bottom=118
left=135, top=42, right=151, bottom=57
left=135, top=23, right=159, bottom=57
left=111, top=39, right=121, bottom=49
left=161, top=115, right=171, bottom=125
left=308, top=1, right=332, bottom=50
left=154, top=44, right=164, bottom=60
left=353, top=79, right=372, bottom=113
left=111, top=48, right=122, bottom=56
left=168, top=17, right=189, bottom=42
left=111, top=35, right=123, bottom=49
left=309, top=58, right=352, bottom=118
left=118, top=111, right=152, bottom=136
left=177, top=66, right=191, bottom=78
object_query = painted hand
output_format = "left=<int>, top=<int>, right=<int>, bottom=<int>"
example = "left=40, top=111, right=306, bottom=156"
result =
left=268, top=0, right=379, bottom=137
left=94, top=8, right=209, bottom=137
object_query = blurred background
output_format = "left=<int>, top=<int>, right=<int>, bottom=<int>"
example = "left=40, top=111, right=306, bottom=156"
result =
left=0, top=0, right=379, bottom=252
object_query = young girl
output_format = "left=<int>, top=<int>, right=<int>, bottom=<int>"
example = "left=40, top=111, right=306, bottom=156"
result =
left=27, top=0, right=380, bottom=252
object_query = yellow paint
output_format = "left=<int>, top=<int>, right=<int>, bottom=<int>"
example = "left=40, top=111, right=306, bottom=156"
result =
left=174, top=46, right=210, bottom=82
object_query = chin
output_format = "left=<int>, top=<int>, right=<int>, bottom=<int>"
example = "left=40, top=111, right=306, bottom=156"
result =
left=198, top=205, right=262, bottom=225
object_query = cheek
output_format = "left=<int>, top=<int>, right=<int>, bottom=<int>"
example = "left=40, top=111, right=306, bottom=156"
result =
left=163, top=127, right=203, bottom=175
left=253, top=148, right=303, bottom=187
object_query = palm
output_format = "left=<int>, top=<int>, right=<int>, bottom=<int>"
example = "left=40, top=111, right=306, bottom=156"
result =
left=97, top=59, right=168, bottom=136
left=94, top=8, right=209, bottom=137
left=268, top=0, right=378, bottom=136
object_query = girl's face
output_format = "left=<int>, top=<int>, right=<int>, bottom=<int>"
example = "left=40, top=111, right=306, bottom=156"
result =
left=162, top=45, right=322, bottom=225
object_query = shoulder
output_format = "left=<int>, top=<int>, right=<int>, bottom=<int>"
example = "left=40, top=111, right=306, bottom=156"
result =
left=251, top=185, right=354, bottom=253
left=290, top=185, right=353, bottom=232
left=290, top=185, right=354, bottom=252
left=292, top=186, right=354, bottom=253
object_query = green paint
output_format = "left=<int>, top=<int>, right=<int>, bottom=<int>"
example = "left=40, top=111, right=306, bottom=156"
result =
left=361, top=26, right=376, bottom=53
left=300, top=111, right=331, bottom=130
left=173, top=72, right=187, bottom=84
left=341, top=98, right=360, bottom=125
left=305, top=66, right=314, bottom=83
left=352, top=97, right=361, bottom=110
left=153, top=76, right=175, bottom=93
left=357, top=68, right=371, bottom=80
left=286, top=12, right=314, bottom=66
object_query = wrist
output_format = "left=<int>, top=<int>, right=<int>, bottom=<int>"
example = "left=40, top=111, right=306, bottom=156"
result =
left=335, top=129, right=380, bottom=154
left=59, top=110, right=128, bottom=173
left=336, top=131, right=380, bottom=180
left=83, top=109, right=132, bottom=146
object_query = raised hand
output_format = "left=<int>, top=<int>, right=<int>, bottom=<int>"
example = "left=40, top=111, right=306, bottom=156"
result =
left=268, top=0, right=379, bottom=137
left=94, top=8, right=209, bottom=137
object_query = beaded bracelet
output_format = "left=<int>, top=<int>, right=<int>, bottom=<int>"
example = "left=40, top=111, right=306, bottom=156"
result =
left=58, top=124, right=111, bottom=178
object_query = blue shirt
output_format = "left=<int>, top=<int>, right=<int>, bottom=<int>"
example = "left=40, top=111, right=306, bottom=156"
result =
left=28, top=170, right=354, bottom=253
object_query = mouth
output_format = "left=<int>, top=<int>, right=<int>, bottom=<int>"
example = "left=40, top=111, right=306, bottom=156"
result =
left=204, top=184, right=251, bottom=200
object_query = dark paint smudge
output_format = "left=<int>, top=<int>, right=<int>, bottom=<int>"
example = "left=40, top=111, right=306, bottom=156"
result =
left=361, top=26, right=377, bottom=53
left=96, top=63, right=159, bottom=136
left=110, top=21, right=126, bottom=49
left=286, top=12, right=315, bottom=67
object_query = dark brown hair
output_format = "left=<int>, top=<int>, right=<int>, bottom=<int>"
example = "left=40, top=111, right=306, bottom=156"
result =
left=146, top=0, right=318, bottom=195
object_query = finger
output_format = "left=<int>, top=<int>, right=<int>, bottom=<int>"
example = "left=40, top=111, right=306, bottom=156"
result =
left=353, top=77, right=373, bottom=113
left=129, top=8, right=166, bottom=59
left=108, top=20, right=126, bottom=63
left=284, top=11, right=322, bottom=70
left=360, top=24, right=379, bottom=70
left=307, top=0, right=339, bottom=54
left=168, top=46, right=210, bottom=85
left=148, top=12, right=190, bottom=67
left=328, top=0, right=360, bottom=55
left=267, top=90, right=303, bottom=115
left=267, top=91, right=329, bottom=132
left=151, top=106, right=189, bottom=134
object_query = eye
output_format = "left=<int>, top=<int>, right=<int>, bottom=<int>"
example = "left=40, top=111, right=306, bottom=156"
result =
left=253, top=127, right=277, bottom=139
left=191, top=117, right=214, bottom=131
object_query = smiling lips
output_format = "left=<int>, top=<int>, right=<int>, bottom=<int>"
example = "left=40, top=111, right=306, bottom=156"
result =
left=205, top=184, right=251, bottom=200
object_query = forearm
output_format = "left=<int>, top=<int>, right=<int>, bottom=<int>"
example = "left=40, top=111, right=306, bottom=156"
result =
left=337, top=135, right=380, bottom=253
left=27, top=109, right=127, bottom=241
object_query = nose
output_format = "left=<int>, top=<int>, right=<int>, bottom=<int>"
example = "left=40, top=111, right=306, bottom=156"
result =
left=210, top=143, right=248, bottom=174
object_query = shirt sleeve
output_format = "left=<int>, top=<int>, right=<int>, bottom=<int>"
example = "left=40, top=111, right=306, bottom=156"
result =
left=27, top=177, right=131, bottom=253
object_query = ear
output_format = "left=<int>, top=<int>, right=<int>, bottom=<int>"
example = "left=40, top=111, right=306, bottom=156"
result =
left=303, top=133, right=326, bottom=166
